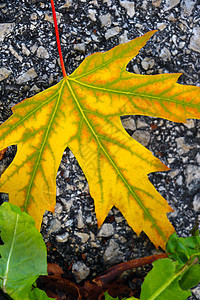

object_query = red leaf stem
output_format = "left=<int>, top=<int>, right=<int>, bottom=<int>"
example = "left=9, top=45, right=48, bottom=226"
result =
left=50, top=0, right=67, bottom=77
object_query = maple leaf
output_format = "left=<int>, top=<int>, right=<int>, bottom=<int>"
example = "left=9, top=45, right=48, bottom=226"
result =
left=0, top=31, right=200, bottom=249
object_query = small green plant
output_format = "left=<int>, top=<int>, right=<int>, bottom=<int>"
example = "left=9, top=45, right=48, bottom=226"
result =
left=0, top=202, right=53, bottom=300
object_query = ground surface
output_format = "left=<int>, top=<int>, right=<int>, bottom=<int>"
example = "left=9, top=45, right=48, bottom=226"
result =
left=0, top=0, right=200, bottom=299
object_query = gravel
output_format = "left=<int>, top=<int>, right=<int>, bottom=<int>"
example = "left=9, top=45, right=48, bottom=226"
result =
left=0, top=0, right=200, bottom=298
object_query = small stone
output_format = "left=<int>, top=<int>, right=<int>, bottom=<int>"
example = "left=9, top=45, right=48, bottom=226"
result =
left=72, top=262, right=90, bottom=282
left=189, top=27, right=200, bottom=54
left=196, top=153, right=200, bottom=164
left=141, top=60, right=149, bottom=70
left=90, top=232, right=95, bottom=241
left=104, top=239, right=123, bottom=264
left=30, top=24, right=36, bottom=31
left=30, top=13, right=37, bottom=20
left=54, top=203, right=63, bottom=215
left=9, top=45, right=23, bottom=62
left=160, top=47, right=171, bottom=61
left=168, top=13, right=176, bottom=22
left=184, top=119, right=194, bottom=129
left=178, top=41, right=185, bottom=49
left=142, top=0, right=148, bottom=9
left=163, top=0, right=180, bottom=11
left=16, top=68, right=38, bottom=84
left=30, top=44, right=38, bottom=54
left=61, top=198, right=74, bottom=212
left=22, top=43, right=30, bottom=56
left=157, top=22, right=167, bottom=31
left=100, top=13, right=111, bottom=27
left=77, top=209, right=84, bottom=228
left=152, top=0, right=162, bottom=7
left=172, top=50, right=178, bottom=55
left=59, top=0, right=72, bottom=8
left=141, top=58, right=155, bottom=70
left=176, top=137, right=193, bottom=155
left=47, top=218, right=61, bottom=234
left=91, top=241, right=101, bottom=248
left=45, top=12, right=62, bottom=25
left=119, top=31, right=129, bottom=44
left=121, top=117, right=136, bottom=131
left=64, top=219, right=73, bottom=227
left=0, top=23, right=15, bottom=42
left=132, top=130, right=150, bottom=147
left=115, top=216, right=124, bottom=223
left=88, top=9, right=96, bottom=21
left=74, top=43, right=86, bottom=52
left=119, top=236, right=127, bottom=243
left=0, top=67, right=12, bottom=81
left=90, top=0, right=99, bottom=6
left=185, top=165, right=200, bottom=192
left=168, top=158, right=175, bottom=164
left=56, top=231, right=69, bottom=242
left=133, top=65, right=140, bottom=74
left=56, top=187, right=61, bottom=196
left=30, top=85, right=40, bottom=93
left=176, top=176, right=183, bottom=185
left=48, top=74, right=53, bottom=85
left=69, top=150, right=74, bottom=158
left=181, top=0, right=196, bottom=16
left=98, top=223, right=114, bottom=237
left=75, top=232, right=89, bottom=243
left=169, top=169, right=179, bottom=178
left=91, top=34, right=99, bottom=42
left=105, top=27, right=120, bottom=40
left=136, top=119, right=148, bottom=128
left=77, top=181, right=85, bottom=189
left=120, top=1, right=135, bottom=18
left=37, top=46, right=49, bottom=59
left=193, top=193, right=200, bottom=212
left=172, top=35, right=177, bottom=46
left=66, top=183, right=74, bottom=190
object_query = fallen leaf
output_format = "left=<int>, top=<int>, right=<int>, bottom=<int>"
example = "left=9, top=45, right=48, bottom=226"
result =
left=93, top=253, right=168, bottom=286
left=0, top=31, right=200, bottom=248
left=39, top=275, right=81, bottom=299
left=48, top=263, right=64, bottom=277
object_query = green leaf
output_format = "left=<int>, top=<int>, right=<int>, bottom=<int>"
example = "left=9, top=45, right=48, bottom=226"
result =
left=104, top=292, right=119, bottom=300
left=179, top=264, right=200, bottom=290
left=139, top=258, right=197, bottom=300
left=104, top=292, right=138, bottom=300
left=167, top=233, right=200, bottom=264
left=28, top=288, right=55, bottom=300
left=0, top=202, right=50, bottom=300
left=104, top=291, right=138, bottom=300
left=190, top=223, right=200, bottom=237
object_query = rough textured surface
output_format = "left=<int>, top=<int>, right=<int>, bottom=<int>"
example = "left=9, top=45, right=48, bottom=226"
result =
left=0, top=0, right=199, bottom=298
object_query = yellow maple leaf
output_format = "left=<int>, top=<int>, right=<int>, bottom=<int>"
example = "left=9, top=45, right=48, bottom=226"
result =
left=0, top=31, right=200, bottom=249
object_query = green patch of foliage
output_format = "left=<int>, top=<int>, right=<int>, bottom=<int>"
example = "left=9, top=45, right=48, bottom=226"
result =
left=0, top=202, right=53, bottom=300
